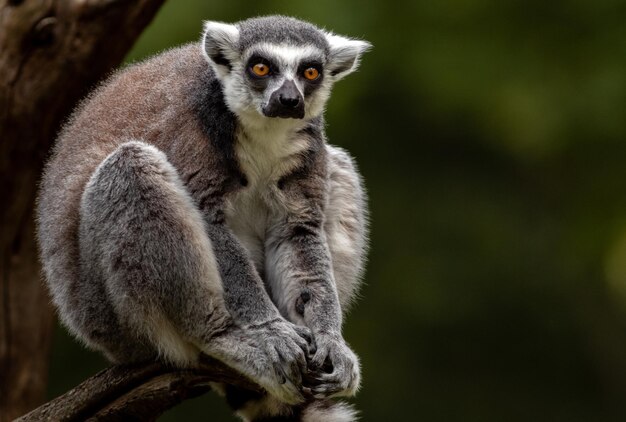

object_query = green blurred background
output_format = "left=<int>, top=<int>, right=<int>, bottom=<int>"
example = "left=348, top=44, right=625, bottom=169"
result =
left=47, top=0, right=626, bottom=420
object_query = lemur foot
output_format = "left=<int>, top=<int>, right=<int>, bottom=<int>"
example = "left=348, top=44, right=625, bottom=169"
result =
left=209, top=319, right=312, bottom=404
left=303, top=333, right=361, bottom=399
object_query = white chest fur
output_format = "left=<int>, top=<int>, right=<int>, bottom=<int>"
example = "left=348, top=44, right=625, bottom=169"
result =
left=224, top=120, right=309, bottom=272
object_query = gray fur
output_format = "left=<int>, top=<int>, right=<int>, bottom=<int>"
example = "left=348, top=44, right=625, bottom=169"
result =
left=237, top=16, right=329, bottom=52
left=36, top=15, right=370, bottom=420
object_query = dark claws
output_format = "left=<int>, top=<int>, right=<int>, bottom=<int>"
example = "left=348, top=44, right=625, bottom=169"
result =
left=322, top=355, right=334, bottom=373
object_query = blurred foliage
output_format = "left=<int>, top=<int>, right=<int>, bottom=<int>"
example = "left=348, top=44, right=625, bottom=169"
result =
left=49, top=0, right=626, bottom=420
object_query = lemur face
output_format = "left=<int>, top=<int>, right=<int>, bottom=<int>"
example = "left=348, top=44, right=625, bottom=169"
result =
left=202, top=16, right=371, bottom=125
left=242, top=43, right=326, bottom=120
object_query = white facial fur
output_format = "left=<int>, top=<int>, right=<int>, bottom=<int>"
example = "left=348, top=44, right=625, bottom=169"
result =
left=243, top=43, right=328, bottom=122
left=202, top=20, right=371, bottom=131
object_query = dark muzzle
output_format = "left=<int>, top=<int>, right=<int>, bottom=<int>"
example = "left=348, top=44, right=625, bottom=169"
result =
left=262, top=80, right=305, bottom=119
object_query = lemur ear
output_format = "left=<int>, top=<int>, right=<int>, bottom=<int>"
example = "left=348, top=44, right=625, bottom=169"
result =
left=325, top=32, right=372, bottom=80
left=202, top=21, right=240, bottom=76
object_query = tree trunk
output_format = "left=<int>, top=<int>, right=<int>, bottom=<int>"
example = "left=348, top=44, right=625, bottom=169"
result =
left=0, top=1, right=166, bottom=420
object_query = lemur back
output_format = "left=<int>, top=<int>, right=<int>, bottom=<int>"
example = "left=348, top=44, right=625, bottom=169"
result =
left=37, top=15, right=370, bottom=422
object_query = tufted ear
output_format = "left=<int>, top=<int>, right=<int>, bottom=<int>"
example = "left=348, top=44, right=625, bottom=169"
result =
left=202, top=21, right=240, bottom=76
left=325, top=32, right=372, bottom=80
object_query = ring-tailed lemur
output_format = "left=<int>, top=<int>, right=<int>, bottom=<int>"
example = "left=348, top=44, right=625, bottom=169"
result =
left=37, top=15, right=370, bottom=421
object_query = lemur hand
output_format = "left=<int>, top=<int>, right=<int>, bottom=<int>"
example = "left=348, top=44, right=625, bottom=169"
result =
left=244, top=319, right=312, bottom=404
left=303, top=332, right=361, bottom=398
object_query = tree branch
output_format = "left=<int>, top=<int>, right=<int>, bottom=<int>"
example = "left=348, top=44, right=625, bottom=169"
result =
left=16, top=355, right=261, bottom=422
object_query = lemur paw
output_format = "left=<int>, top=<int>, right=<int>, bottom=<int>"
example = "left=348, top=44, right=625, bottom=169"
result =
left=303, top=333, right=361, bottom=399
left=246, top=319, right=312, bottom=404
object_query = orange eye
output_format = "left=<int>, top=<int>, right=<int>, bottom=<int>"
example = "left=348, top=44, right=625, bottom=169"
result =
left=251, top=63, right=270, bottom=77
left=303, top=67, right=320, bottom=80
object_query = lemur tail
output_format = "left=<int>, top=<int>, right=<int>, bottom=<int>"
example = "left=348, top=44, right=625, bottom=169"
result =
left=300, top=400, right=358, bottom=422
left=247, top=401, right=357, bottom=422
left=228, top=387, right=359, bottom=422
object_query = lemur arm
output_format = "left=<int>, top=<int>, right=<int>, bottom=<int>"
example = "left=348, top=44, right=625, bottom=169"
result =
left=182, top=157, right=287, bottom=326
left=265, top=208, right=343, bottom=334
left=200, top=211, right=314, bottom=402
left=203, top=222, right=282, bottom=325
left=264, top=142, right=361, bottom=398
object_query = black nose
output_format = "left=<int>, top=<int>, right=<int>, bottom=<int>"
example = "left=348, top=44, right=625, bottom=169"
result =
left=262, top=79, right=305, bottom=119
left=279, top=95, right=300, bottom=108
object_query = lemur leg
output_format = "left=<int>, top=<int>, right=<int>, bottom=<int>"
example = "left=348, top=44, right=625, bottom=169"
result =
left=79, top=140, right=230, bottom=365
left=79, top=141, right=308, bottom=403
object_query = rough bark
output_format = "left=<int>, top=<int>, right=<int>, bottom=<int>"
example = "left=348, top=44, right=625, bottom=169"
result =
left=15, top=356, right=262, bottom=422
left=0, top=0, right=166, bottom=420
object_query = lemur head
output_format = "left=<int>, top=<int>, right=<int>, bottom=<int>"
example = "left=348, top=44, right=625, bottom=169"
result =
left=202, top=16, right=371, bottom=125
